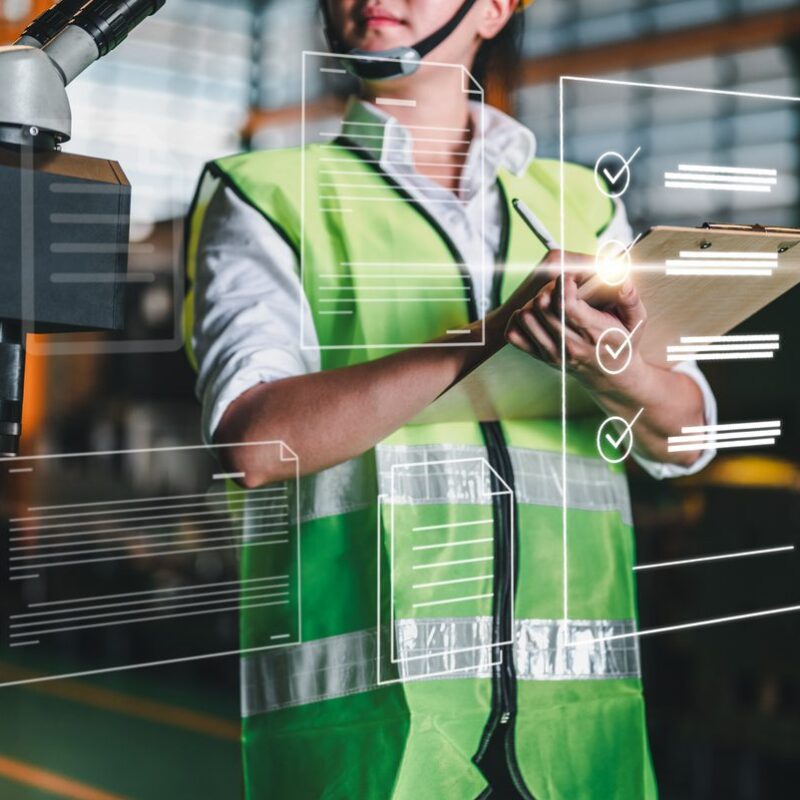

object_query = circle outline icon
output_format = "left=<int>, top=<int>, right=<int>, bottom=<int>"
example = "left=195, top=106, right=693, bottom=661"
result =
left=595, top=327, right=635, bottom=375
left=596, top=416, right=636, bottom=464
left=594, top=150, right=632, bottom=199
left=595, top=238, right=633, bottom=287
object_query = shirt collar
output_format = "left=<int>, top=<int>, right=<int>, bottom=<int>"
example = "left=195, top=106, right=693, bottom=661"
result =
left=339, top=96, right=537, bottom=179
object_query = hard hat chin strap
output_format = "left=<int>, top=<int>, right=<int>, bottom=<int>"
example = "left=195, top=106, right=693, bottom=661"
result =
left=322, top=0, right=479, bottom=81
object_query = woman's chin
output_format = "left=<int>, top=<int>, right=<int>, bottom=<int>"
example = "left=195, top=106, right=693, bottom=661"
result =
left=349, top=29, right=409, bottom=52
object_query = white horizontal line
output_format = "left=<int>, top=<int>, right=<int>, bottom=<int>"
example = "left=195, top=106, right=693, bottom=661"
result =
left=318, top=195, right=468, bottom=205
left=667, top=352, right=774, bottom=361
left=666, top=269, right=773, bottom=277
left=319, top=67, right=346, bottom=73
left=678, top=164, right=777, bottom=176
left=668, top=429, right=780, bottom=444
left=320, top=298, right=468, bottom=303
left=319, top=207, right=353, bottom=213
left=668, top=438, right=775, bottom=452
left=11, top=591, right=289, bottom=628
left=50, top=272, right=155, bottom=283
left=376, top=96, right=417, bottom=107
left=667, top=343, right=779, bottom=353
left=45, top=212, right=126, bottom=230
left=18, top=486, right=282, bottom=516
left=412, top=573, right=493, bottom=590
left=321, top=132, right=469, bottom=146
left=319, top=310, right=354, bottom=315
left=8, top=467, right=33, bottom=473
left=341, top=261, right=466, bottom=267
left=50, top=183, right=121, bottom=194
left=665, top=172, right=775, bottom=186
left=11, top=508, right=287, bottom=541
left=9, top=538, right=289, bottom=571
left=679, top=334, right=779, bottom=343
left=11, top=584, right=290, bottom=619
left=8, top=599, right=290, bottom=639
left=665, top=181, right=772, bottom=193
left=412, top=555, right=494, bottom=571
left=666, top=259, right=778, bottom=269
left=320, top=275, right=458, bottom=280
left=11, top=523, right=288, bottom=552
left=412, top=592, right=493, bottom=609
left=320, top=168, right=457, bottom=178
left=10, top=502, right=288, bottom=532
left=212, top=471, right=244, bottom=480
left=28, top=576, right=288, bottom=607
left=338, top=120, right=470, bottom=133
left=10, top=592, right=289, bottom=634
left=319, top=286, right=465, bottom=291
left=681, top=420, right=781, bottom=434
left=412, top=537, right=493, bottom=551
left=9, top=574, right=39, bottom=581
left=10, top=514, right=287, bottom=545
left=446, top=329, right=471, bottom=336
left=562, top=603, right=800, bottom=649
left=9, top=641, right=40, bottom=648
left=321, top=143, right=468, bottom=157
left=10, top=530, right=288, bottom=561
left=634, top=545, right=794, bottom=571
left=270, top=633, right=292, bottom=640
left=50, top=245, right=154, bottom=256
left=320, top=157, right=467, bottom=168
left=318, top=181, right=466, bottom=194
left=413, top=518, right=494, bottom=532
left=560, top=75, right=800, bottom=103
left=678, top=251, right=778, bottom=260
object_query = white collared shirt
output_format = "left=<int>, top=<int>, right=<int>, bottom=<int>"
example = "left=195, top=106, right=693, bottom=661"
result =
left=191, top=98, right=717, bottom=478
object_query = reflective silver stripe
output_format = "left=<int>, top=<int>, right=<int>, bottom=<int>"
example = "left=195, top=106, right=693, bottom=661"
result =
left=396, top=617, right=640, bottom=682
left=291, top=444, right=631, bottom=526
left=296, top=453, right=377, bottom=524
left=516, top=618, right=640, bottom=681
left=395, top=616, right=496, bottom=680
left=241, top=617, right=640, bottom=717
left=377, top=444, right=632, bottom=526
left=508, top=447, right=632, bottom=527
left=241, top=629, right=376, bottom=715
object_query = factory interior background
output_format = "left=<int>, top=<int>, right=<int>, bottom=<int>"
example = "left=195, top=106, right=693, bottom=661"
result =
left=1, top=0, right=800, bottom=797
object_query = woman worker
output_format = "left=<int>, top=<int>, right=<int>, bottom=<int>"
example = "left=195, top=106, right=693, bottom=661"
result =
left=184, top=1, right=717, bottom=797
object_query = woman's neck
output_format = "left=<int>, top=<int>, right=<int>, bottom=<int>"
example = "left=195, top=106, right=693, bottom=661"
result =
left=361, top=69, right=474, bottom=192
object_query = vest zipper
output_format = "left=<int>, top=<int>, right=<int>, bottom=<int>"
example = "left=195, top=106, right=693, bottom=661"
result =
left=331, top=140, right=534, bottom=798
left=471, top=182, right=536, bottom=800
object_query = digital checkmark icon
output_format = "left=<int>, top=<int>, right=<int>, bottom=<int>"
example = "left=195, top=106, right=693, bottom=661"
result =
left=596, top=319, right=643, bottom=375
left=595, top=233, right=642, bottom=287
left=596, top=408, right=645, bottom=464
left=603, top=147, right=641, bottom=186
left=594, top=147, right=642, bottom=199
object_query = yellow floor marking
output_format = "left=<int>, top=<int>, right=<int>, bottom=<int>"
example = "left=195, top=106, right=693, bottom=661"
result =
left=0, top=755, right=129, bottom=800
left=1, top=664, right=240, bottom=742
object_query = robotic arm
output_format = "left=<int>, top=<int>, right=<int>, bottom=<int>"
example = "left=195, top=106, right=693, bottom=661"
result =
left=0, top=0, right=166, bottom=456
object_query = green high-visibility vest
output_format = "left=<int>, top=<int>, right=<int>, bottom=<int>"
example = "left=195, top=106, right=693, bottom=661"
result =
left=184, top=140, right=658, bottom=800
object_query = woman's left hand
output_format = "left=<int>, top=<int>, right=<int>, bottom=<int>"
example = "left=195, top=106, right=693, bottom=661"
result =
left=505, top=271, right=709, bottom=468
left=505, top=273, right=648, bottom=394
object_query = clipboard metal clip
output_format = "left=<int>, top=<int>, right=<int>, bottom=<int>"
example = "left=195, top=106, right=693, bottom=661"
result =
left=702, top=221, right=800, bottom=236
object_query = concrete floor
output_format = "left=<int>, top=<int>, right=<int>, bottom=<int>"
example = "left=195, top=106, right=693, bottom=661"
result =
left=0, top=658, right=242, bottom=799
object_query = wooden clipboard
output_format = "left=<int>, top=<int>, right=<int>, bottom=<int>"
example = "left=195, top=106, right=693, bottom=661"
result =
left=411, top=223, right=800, bottom=425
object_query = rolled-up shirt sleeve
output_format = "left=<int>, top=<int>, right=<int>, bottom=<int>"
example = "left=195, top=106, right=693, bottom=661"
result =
left=191, top=180, right=320, bottom=445
left=599, top=199, right=718, bottom=479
